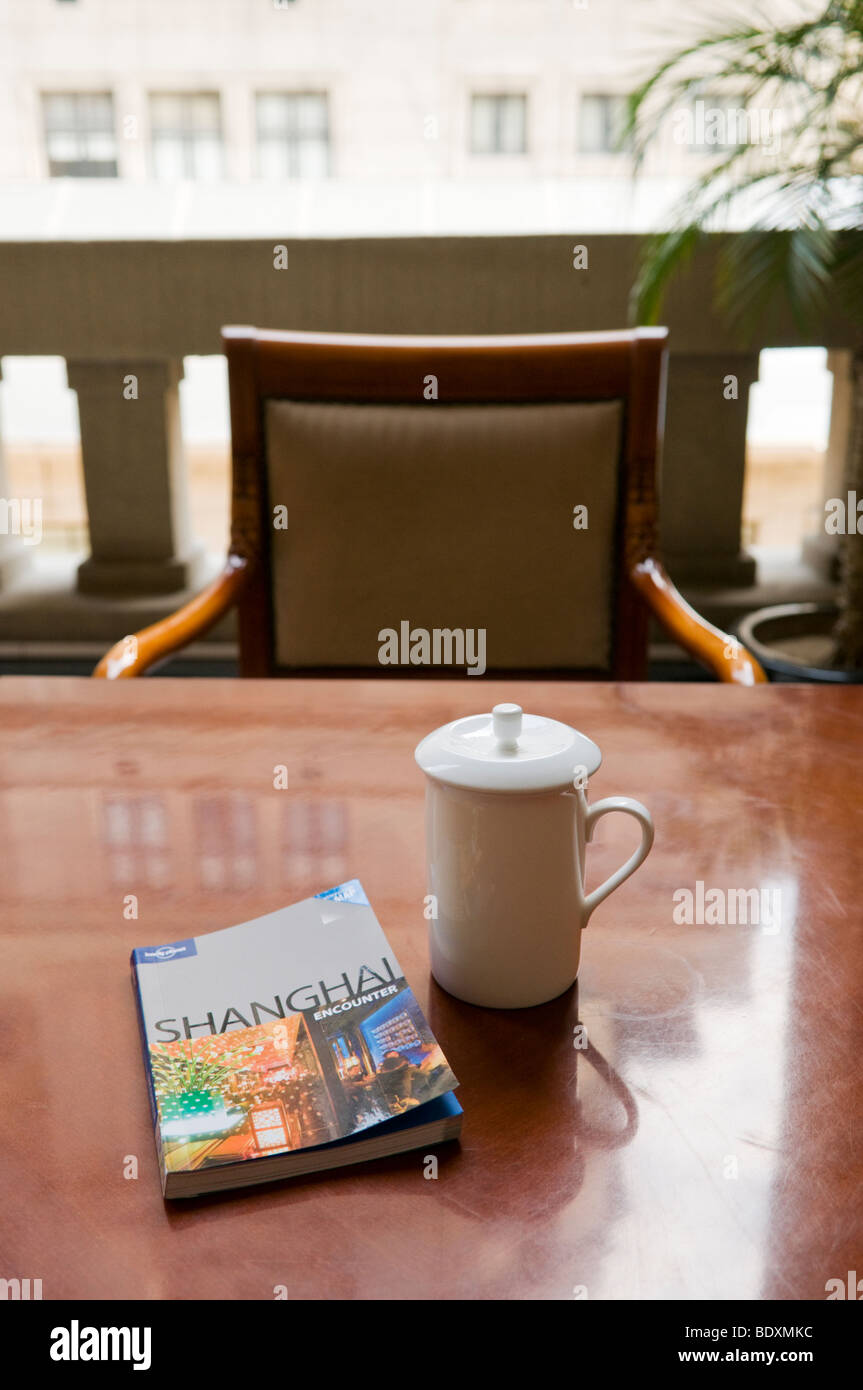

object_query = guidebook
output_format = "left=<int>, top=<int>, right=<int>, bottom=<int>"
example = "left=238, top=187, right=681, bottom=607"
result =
left=132, top=880, right=461, bottom=1198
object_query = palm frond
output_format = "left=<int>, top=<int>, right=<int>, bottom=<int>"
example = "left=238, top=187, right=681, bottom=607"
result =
left=831, top=230, right=863, bottom=326
left=628, top=0, right=863, bottom=329
left=713, top=220, right=836, bottom=336
left=630, top=225, right=702, bottom=324
left=627, top=0, right=863, bottom=175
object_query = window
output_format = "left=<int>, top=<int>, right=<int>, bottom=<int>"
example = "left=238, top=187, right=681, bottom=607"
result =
left=578, top=93, right=629, bottom=154
left=102, top=796, right=171, bottom=891
left=42, top=93, right=117, bottom=177
left=256, top=93, right=330, bottom=177
left=149, top=93, right=223, bottom=180
left=470, top=94, right=527, bottom=155
left=193, top=794, right=258, bottom=893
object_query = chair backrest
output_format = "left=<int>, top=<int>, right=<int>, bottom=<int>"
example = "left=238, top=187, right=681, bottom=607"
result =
left=223, top=326, right=668, bottom=678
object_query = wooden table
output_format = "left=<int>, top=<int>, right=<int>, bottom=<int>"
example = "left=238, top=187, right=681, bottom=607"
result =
left=1, top=678, right=861, bottom=1301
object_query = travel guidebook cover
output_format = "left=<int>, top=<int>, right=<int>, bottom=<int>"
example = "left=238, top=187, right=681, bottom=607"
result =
left=132, top=880, right=461, bottom=1197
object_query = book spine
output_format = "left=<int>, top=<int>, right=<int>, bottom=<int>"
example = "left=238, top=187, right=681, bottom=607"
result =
left=130, top=954, right=158, bottom=1131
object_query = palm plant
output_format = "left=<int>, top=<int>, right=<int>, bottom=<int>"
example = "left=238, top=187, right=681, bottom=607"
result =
left=627, top=0, right=863, bottom=669
left=151, top=1044, right=231, bottom=1096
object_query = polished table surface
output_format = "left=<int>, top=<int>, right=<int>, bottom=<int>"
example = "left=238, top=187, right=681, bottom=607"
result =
left=1, top=677, right=861, bottom=1301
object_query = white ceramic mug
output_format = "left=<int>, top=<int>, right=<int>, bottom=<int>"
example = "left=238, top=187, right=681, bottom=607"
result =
left=415, top=703, right=654, bottom=1008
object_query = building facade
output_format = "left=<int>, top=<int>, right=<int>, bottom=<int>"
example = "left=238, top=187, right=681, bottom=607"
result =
left=1, top=0, right=714, bottom=205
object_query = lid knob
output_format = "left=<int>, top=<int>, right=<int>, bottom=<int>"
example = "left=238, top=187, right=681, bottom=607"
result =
left=492, top=702, right=523, bottom=751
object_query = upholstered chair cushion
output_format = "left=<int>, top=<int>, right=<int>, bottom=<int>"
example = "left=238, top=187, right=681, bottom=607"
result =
left=266, top=398, right=622, bottom=672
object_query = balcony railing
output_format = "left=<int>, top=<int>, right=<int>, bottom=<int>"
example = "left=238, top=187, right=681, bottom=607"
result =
left=0, top=233, right=853, bottom=658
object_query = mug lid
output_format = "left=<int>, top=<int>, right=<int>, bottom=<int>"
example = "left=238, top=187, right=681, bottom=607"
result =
left=414, top=702, right=601, bottom=792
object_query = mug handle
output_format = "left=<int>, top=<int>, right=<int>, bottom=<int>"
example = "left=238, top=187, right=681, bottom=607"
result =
left=581, top=795, right=654, bottom=924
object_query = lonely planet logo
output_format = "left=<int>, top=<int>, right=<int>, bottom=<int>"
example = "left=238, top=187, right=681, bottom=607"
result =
left=133, top=939, right=197, bottom=965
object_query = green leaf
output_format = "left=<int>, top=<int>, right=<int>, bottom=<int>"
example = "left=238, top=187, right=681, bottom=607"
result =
left=630, top=225, right=702, bottom=324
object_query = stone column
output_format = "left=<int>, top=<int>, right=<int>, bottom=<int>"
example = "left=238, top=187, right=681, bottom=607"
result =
left=68, top=358, right=207, bottom=596
left=661, top=351, right=759, bottom=586
left=801, top=349, right=851, bottom=582
left=0, top=361, right=33, bottom=591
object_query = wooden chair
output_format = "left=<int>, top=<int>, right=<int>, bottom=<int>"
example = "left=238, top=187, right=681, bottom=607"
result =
left=94, top=326, right=765, bottom=684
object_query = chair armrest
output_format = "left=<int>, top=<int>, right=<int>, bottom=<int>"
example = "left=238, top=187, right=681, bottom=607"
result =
left=92, top=555, right=250, bottom=679
left=631, top=556, right=767, bottom=686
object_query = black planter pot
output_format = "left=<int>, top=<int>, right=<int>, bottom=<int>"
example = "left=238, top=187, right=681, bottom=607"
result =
left=737, top=602, right=863, bottom=684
